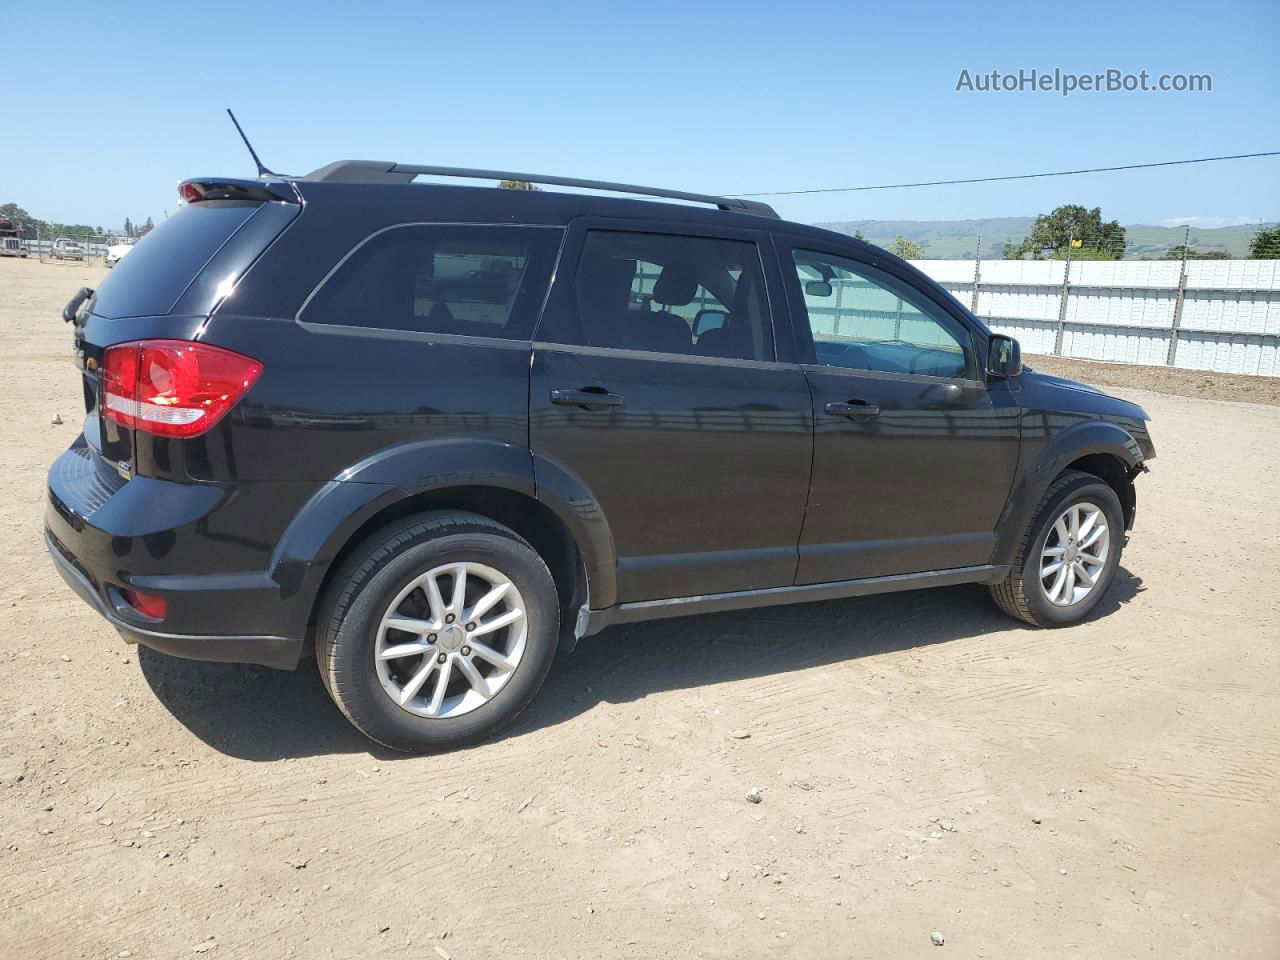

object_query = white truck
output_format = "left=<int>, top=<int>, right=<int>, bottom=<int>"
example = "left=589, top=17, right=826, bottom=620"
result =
left=50, top=238, right=88, bottom=261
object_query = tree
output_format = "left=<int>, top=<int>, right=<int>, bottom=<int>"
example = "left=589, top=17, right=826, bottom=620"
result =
left=1, top=201, right=102, bottom=239
left=0, top=202, right=39, bottom=236
left=139, top=216, right=155, bottom=237
left=889, top=235, right=923, bottom=259
left=1248, top=226, right=1280, bottom=259
left=497, top=180, right=540, bottom=191
left=123, top=217, right=134, bottom=238
left=1005, top=204, right=1126, bottom=260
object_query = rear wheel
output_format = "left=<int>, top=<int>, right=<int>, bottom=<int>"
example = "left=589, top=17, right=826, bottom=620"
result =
left=990, top=470, right=1124, bottom=627
left=316, top=511, right=559, bottom=752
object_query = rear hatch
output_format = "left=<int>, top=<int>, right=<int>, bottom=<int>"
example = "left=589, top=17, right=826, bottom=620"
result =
left=73, top=181, right=300, bottom=478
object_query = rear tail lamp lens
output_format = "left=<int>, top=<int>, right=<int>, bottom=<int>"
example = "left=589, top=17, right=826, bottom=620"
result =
left=122, top=589, right=167, bottom=620
left=102, top=340, right=263, bottom=438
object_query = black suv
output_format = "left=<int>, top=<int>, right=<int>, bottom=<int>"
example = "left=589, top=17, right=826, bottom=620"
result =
left=45, top=161, right=1154, bottom=751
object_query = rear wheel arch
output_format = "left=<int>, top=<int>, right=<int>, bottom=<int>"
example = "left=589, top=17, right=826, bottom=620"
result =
left=307, top=485, right=589, bottom=654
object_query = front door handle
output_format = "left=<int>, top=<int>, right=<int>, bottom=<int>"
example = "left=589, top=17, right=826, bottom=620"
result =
left=824, top=400, right=880, bottom=419
left=550, top=387, right=625, bottom=410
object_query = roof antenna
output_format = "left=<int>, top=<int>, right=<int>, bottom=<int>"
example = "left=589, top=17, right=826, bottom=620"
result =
left=226, top=109, right=280, bottom=178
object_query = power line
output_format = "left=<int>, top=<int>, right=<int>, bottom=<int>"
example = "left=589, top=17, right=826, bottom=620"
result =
left=726, top=151, right=1280, bottom=198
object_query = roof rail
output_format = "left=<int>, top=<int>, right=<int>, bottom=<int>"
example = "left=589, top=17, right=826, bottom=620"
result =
left=303, top=160, right=780, bottom=219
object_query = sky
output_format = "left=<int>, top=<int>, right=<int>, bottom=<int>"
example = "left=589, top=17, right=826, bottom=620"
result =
left=3, top=0, right=1277, bottom=231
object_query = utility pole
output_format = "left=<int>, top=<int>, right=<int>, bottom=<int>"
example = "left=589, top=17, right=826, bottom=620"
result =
left=1053, top=234, right=1074, bottom=356
left=970, top=234, right=982, bottom=312
left=1167, top=225, right=1190, bottom=366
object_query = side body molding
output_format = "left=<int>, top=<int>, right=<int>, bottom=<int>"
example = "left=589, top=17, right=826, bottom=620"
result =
left=991, top=417, right=1145, bottom=568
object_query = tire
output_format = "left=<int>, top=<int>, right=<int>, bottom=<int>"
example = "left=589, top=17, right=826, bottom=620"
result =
left=315, top=511, right=559, bottom=752
left=990, top=470, right=1124, bottom=628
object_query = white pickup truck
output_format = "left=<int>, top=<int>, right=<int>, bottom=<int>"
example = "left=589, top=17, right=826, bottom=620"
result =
left=50, top=238, right=87, bottom=261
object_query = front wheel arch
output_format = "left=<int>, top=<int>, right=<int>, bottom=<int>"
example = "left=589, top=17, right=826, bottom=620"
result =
left=1064, top=452, right=1138, bottom=531
left=992, top=423, right=1144, bottom=568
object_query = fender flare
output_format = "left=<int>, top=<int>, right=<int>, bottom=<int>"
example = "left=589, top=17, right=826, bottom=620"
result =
left=267, top=435, right=617, bottom=637
left=530, top=450, right=619, bottom=611
left=991, top=419, right=1144, bottom=568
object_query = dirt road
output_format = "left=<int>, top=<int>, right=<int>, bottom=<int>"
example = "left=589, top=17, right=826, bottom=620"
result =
left=2, top=257, right=1277, bottom=959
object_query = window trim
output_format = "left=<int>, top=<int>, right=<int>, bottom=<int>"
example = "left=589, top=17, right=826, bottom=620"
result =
left=779, top=238, right=986, bottom=385
left=530, top=339, right=799, bottom=373
left=533, top=217, right=788, bottom=365
left=294, top=221, right=566, bottom=341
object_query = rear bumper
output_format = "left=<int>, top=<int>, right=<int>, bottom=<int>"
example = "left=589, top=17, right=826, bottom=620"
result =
left=45, top=532, right=302, bottom=669
left=44, top=440, right=308, bottom=670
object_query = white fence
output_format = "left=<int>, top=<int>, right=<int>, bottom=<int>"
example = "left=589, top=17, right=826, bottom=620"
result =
left=910, top=258, right=1280, bottom=377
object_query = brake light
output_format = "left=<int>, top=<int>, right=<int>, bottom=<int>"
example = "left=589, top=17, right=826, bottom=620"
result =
left=122, top=589, right=167, bottom=620
left=102, top=340, right=263, bottom=438
left=179, top=182, right=204, bottom=203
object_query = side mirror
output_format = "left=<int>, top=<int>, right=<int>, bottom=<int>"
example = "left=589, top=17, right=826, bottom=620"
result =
left=805, top=280, right=833, bottom=298
left=693, top=309, right=728, bottom=337
left=987, top=334, right=1022, bottom=378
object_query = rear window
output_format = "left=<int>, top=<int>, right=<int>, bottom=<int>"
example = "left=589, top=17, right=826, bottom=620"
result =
left=89, top=201, right=262, bottom=319
left=298, top=224, right=562, bottom=340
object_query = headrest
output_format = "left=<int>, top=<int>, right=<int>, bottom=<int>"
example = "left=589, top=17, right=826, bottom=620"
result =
left=577, top=255, right=638, bottom=314
left=652, top=262, right=699, bottom=306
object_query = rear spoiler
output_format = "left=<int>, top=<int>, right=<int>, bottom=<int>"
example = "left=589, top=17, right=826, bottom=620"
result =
left=178, top=178, right=300, bottom=204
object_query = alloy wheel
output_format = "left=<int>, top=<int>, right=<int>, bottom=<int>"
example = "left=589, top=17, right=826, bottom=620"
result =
left=374, top=561, right=527, bottom=719
left=1039, top=500, right=1110, bottom=606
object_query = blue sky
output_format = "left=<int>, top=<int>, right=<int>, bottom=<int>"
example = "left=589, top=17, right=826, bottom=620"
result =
left=3, top=0, right=1277, bottom=230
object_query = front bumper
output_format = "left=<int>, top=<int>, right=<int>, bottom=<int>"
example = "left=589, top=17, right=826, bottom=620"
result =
left=44, top=439, right=307, bottom=670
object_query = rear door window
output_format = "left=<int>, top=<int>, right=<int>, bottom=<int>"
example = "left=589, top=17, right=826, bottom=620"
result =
left=299, top=224, right=562, bottom=340
left=552, top=230, right=774, bottom=361
left=90, top=201, right=264, bottom=319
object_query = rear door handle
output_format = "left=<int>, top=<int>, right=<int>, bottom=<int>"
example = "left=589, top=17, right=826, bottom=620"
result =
left=824, top=400, right=880, bottom=419
left=550, top=387, right=624, bottom=409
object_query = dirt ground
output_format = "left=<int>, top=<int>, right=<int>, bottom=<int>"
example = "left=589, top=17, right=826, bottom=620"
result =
left=1027, top=354, right=1280, bottom=407
left=1, top=256, right=1278, bottom=960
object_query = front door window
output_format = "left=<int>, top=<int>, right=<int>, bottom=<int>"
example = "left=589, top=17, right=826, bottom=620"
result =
left=792, top=249, right=974, bottom=379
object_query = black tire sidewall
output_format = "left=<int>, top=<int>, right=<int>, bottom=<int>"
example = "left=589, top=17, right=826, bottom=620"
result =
left=1020, top=477, right=1124, bottom=626
left=324, top=526, right=558, bottom=752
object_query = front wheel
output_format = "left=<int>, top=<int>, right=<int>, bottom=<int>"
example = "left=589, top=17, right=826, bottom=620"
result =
left=990, top=470, right=1124, bottom=627
left=316, top=511, right=559, bottom=752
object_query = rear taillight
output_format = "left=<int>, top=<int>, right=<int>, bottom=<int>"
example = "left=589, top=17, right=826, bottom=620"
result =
left=102, top=340, right=263, bottom=438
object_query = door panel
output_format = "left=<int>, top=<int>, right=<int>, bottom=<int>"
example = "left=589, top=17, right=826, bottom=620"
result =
left=782, top=241, right=1021, bottom=583
left=799, top=368, right=1020, bottom=582
left=532, top=348, right=812, bottom=602
left=530, top=219, right=812, bottom=604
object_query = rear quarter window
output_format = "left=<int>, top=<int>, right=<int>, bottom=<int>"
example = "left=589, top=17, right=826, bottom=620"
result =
left=89, top=201, right=263, bottom=319
left=298, top=224, right=563, bottom=341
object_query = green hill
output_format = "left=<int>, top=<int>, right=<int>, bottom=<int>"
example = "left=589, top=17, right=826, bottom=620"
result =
left=814, top=218, right=1274, bottom=259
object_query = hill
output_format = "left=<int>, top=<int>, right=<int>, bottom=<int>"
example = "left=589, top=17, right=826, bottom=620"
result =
left=814, top=218, right=1274, bottom=259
